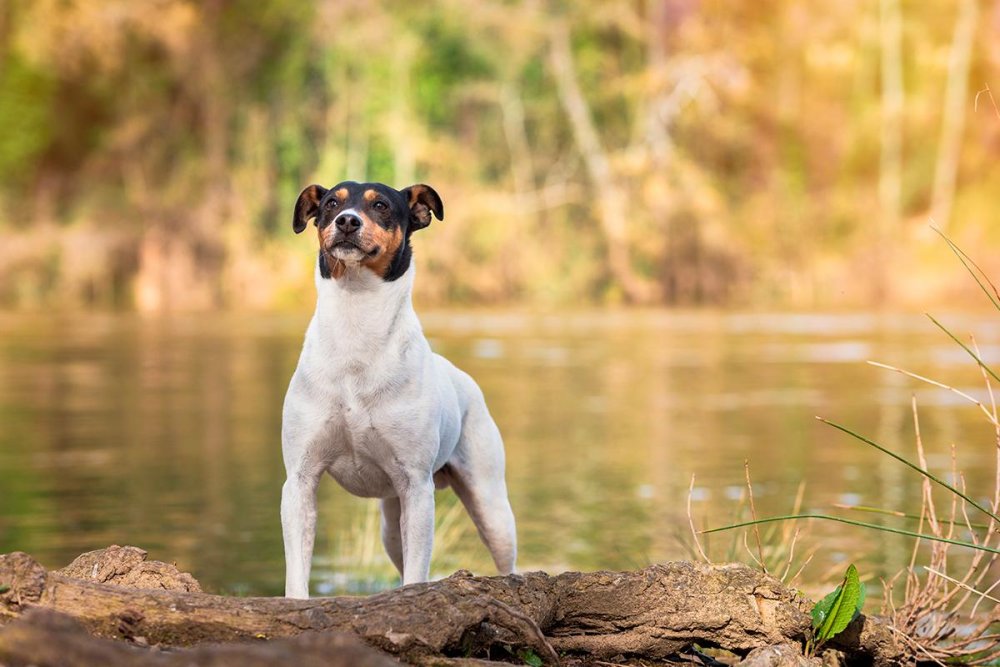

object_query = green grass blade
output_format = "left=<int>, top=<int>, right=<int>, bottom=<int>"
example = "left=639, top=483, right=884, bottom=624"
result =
left=818, top=417, right=1000, bottom=524
left=836, top=504, right=990, bottom=531
left=700, top=514, right=1000, bottom=555
left=925, top=313, right=1000, bottom=386
left=932, top=227, right=1000, bottom=312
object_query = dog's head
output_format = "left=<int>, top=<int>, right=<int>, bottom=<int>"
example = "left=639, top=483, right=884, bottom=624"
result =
left=292, top=181, right=444, bottom=281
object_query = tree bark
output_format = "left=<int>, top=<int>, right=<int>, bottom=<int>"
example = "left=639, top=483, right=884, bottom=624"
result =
left=0, top=547, right=903, bottom=666
left=0, top=608, right=402, bottom=667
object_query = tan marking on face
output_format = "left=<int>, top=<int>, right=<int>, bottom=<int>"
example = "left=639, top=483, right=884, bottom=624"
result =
left=363, top=189, right=378, bottom=202
left=317, top=224, right=335, bottom=249
left=361, top=225, right=404, bottom=278
left=334, top=187, right=349, bottom=201
left=317, top=209, right=398, bottom=279
left=355, top=211, right=376, bottom=231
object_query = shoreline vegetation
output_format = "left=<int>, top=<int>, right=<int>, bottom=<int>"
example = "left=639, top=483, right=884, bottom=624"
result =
left=2, top=2, right=999, bottom=311
left=690, top=237, right=1000, bottom=664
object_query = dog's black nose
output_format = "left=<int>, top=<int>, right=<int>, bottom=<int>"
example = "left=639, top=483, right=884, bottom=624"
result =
left=335, top=214, right=362, bottom=234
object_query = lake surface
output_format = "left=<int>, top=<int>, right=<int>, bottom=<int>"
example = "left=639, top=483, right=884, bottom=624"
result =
left=2, top=309, right=998, bottom=595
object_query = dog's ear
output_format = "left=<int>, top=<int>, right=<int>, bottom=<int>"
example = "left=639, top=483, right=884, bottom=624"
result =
left=401, top=184, right=444, bottom=232
left=293, top=184, right=328, bottom=234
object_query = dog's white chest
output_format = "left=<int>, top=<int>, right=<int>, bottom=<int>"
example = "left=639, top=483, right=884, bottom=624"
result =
left=324, top=411, right=397, bottom=499
left=290, top=347, right=410, bottom=498
left=283, top=274, right=448, bottom=497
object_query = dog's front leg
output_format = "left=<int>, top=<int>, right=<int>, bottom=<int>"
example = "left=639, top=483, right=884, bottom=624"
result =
left=398, top=478, right=436, bottom=585
left=281, top=471, right=321, bottom=598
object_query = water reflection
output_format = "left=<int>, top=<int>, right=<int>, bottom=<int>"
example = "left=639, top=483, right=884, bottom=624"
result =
left=0, top=310, right=997, bottom=595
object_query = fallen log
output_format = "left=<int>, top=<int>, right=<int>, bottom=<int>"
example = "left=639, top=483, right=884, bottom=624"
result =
left=0, top=546, right=902, bottom=665
left=0, top=608, right=403, bottom=667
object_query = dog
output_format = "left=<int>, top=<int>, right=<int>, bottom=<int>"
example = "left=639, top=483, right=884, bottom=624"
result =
left=280, top=180, right=517, bottom=598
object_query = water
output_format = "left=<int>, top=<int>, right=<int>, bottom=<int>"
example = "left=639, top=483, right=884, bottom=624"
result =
left=1, top=309, right=998, bottom=596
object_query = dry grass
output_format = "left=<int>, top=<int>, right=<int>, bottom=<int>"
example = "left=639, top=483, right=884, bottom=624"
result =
left=877, top=343, right=1000, bottom=665
left=687, top=467, right=817, bottom=590
left=688, top=319, right=1000, bottom=662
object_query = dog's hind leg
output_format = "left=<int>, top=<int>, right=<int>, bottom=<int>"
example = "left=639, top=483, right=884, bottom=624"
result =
left=449, top=464, right=517, bottom=574
left=448, top=407, right=517, bottom=574
left=281, top=468, right=322, bottom=599
left=379, top=497, right=404, bottom=578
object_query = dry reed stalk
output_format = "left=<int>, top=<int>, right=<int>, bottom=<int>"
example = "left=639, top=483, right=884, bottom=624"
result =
left=687, top=474, right=711, bottom=564
left=880, top=343, right=1000, bottom=663
left=744, top=460, right=768, bottom=574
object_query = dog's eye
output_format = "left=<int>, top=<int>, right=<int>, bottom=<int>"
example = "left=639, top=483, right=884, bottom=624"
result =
left=372, top=200, right=388, bottom=212
left=324, top=199, right=339, bottom=210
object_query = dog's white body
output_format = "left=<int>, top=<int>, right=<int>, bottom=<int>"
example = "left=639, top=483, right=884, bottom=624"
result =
left=281, top=262, right=516, bottom=598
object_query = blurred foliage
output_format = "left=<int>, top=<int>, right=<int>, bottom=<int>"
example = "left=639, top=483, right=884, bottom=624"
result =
left=0, top=0, right=998, bottom=310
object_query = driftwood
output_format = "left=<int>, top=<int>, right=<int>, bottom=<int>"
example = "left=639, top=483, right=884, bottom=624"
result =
left=0, top=546, right=902, bottom=666
left=0, top=608, right=402, bottom=667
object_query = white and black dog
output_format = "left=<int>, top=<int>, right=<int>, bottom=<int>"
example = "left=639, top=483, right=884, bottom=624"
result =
left=281, top=180, right=517, bottom=598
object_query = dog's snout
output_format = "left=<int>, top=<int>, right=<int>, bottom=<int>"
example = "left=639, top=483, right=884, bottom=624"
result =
left=335, top=213, right=362, bottom=234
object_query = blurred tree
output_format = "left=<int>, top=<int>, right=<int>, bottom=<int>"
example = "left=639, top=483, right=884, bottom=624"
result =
left=0, top=0, right=996, bottom=309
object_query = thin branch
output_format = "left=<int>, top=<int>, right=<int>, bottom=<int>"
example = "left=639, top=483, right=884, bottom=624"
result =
left=906, top=396, right=930, bottom=607
left=787, top=551, right=815, bottom=587
left=868, top=361, right=1000, bottom=428
left=971, top=575, right=1000, bottom=618
left=779, top=527, right=800, bottom=583
left=742, top=530, right=765, bottom=571
left=744, top=460, right=768, bottom=574
left=686, top=474, right=710, bottom=563
left=886, top=623, right=948, bottom=667
left=975, top=83, right=1000, bottom=120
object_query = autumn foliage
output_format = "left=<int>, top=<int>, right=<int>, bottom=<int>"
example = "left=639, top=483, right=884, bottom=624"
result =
left=0, top=1, right=998, bottom=309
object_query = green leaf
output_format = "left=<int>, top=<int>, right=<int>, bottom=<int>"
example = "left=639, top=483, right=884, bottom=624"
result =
left=812, top=564, right=864, bottom=642
left=811, top=585, right=841, bottom=629
left=0, top=584, right=9, bottom=594
left=517, top=648, right=544, bottom=667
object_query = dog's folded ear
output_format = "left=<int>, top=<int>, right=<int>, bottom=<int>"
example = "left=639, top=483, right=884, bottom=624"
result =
left=293, top=184, right=328, bottom=233
left=401, top=184, right=444, bottom=232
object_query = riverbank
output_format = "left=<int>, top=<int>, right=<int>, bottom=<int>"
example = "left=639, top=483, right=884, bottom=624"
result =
left=0, top=545, right=900, bottom=666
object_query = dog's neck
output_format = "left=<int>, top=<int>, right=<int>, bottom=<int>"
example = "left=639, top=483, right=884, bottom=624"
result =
left=312, top=260, right=420, bottom=354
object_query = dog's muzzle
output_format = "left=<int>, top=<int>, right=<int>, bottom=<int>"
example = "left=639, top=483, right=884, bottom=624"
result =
left=326, top=235, right=379, bottom=261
